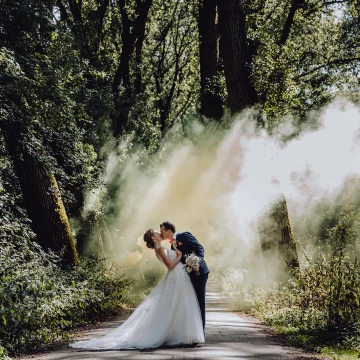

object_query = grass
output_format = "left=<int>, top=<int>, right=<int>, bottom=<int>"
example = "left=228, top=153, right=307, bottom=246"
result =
left=273, top=325, right=360, bottom=360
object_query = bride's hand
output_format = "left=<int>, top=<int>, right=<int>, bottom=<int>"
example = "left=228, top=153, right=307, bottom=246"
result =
left=175, top=248, right=182, bottom=257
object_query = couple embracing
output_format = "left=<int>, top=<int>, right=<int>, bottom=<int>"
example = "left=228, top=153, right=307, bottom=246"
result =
left=70, top=221, right=210, bottom=350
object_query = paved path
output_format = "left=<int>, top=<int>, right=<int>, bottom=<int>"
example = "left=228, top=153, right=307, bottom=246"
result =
left=27, top=282, right=317, bottom=360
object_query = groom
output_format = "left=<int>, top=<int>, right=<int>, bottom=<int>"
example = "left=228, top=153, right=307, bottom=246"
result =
left=160, top=221, right=209, bottom=330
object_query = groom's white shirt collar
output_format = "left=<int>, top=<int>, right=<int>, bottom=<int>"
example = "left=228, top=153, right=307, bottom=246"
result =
left=172, top=232, right=177, bottom=240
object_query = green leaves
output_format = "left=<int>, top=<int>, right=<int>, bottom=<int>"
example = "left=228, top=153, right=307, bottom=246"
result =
left=248, top=0, right=359, bottom=124
left=230, top=208, right=360, bottom=349
left=0, top=233, right=133, bottom=356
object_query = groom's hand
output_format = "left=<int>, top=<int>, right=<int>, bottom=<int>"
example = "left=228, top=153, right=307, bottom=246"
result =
left=175, top=248, right=182, bottom=257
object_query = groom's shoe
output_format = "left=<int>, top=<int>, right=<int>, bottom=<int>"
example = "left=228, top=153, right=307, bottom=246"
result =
left=181, top=343, right=201, bottom=348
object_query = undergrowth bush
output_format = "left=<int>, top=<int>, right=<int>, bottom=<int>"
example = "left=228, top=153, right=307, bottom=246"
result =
left=0, top=345, right=10, bottom=360
left=0, top=234, right=133, bottom=356
left=252, top=257, right=360, bottom=332
left=250, top=256, right=360, bottom=352
left=222, top=212, right=360, bottom=350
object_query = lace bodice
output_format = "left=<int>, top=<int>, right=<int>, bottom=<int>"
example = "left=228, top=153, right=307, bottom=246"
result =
left=167, top=248, right=176, bottom=261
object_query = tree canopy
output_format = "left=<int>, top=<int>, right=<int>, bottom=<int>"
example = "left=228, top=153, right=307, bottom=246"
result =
left=0, top=0, right=359, bottom=356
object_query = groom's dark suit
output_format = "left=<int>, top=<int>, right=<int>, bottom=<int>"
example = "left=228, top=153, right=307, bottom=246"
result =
left=172, top=232, right=210, bottom=329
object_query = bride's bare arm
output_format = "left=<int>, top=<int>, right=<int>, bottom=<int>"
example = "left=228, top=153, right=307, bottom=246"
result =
left=156, top=248, right=182, bottom=270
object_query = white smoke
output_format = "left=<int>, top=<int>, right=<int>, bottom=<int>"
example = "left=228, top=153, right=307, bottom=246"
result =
left=83, top=99, right=360, bottom=280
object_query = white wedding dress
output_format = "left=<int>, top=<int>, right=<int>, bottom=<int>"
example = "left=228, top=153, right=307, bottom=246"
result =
left=70, top=248, right=205, bottom=350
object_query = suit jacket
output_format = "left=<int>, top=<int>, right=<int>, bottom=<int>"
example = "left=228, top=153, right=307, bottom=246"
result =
left=171, top=231, right=210, bottom=278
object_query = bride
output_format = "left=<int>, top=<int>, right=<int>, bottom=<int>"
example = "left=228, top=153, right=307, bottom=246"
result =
left=70, top=229, right=205, bottom=350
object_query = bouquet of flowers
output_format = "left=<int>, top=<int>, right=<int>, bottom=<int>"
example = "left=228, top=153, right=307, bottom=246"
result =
left=184, top=252, right=202, bottom=275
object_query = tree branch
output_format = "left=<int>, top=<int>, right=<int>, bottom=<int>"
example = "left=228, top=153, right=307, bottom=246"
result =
left=56, top=0, right=69, bottom=21
left=67, top=0, right=82, bottom=24
left=323, top=0, right=347, bottom=4
left=278, top=0, right=305, bottom=46
left=295, top=57, right=360, bottom=79
left=171, top=92, right=193, bottom=127
left=96, top=0, right=110, bottom=37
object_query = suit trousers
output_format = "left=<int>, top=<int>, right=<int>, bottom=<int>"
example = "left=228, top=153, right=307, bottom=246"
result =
left=190, top=272, right=209, bottom=330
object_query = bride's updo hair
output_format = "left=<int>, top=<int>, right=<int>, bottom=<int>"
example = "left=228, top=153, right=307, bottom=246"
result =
left=143, top=229, right=155, bottom=249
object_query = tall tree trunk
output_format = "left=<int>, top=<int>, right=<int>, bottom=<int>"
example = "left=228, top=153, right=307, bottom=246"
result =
left=198, top=0, right=223, bottom=120
left=112, top=0, right=153, bottom=137
left=217, top=0, right=258, bottom=113
left=258, top=195, right=299, bottom=279
left=3, top=134, right=79, bottom=265
left=112, top=0, right=132, bottom=137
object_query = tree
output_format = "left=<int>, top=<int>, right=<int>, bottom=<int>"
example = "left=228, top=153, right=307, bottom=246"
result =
left=1, top=0, right=358, bottom=266
left=0, top=0, right=80, bottom=264
left=111, top=0, right=154, bottom=136
left=258, top=195, right=299, bottom=280
left=217, top=0, right=258, bottom=113
left=2, top=135, right=79, bottom=265
left=249, top=0, right=359, bottom=122
left=198, top=0, right=223, bottom=120
left=56, top=0, right=155, bottom=137
left=197, top=0, right=359, bottom=119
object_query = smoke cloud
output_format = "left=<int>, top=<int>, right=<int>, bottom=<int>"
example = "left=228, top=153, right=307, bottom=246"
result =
left=82, top=99, right=360, bottom=284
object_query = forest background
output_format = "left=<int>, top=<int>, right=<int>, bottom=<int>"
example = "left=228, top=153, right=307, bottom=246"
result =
left=0, top=0, right=359, bottom=358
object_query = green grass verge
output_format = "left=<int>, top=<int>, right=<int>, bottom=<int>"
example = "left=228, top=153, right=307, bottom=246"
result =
left=274, top=325, right=360, bottom=360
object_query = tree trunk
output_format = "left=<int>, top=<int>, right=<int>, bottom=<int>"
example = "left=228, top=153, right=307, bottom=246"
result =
left=217, top=0, right=258, bottom=113
left=198, top=0, right=223, bottom=120
left=258, top=195, right=299, bottom=279
left=274, top=197, right=299, bottom=270
left=3, top=134, right=80, bottom=265
left=112, top=0, right=153, bottom=137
